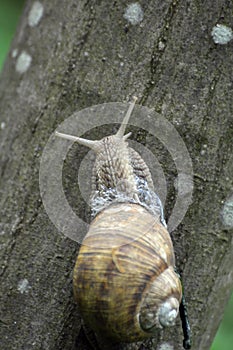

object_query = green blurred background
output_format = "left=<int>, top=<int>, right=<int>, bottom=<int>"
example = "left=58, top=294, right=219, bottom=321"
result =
left=0, top=1, right=232, bottom=349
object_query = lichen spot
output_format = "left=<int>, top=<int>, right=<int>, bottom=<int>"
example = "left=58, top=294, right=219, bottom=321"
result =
left=1, top=122, right=6, bottom=130
left=211, top=24, right=233, bottom=44
left=17, top=279, right=31, bottom=294
left=11, top=48, right=18, bottom=58
left=123, top=3, right=144, bottom=25
left=16, top=51, right=32, bottom=73
left=28, top=1, right=44, bottom=27
left=222, top=194, right=233, bottom=228
left=158, top=342, right=174, bottom=350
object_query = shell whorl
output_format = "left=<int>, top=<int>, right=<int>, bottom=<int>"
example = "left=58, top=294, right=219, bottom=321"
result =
left=158, top=297, right=180, bottom=327
left=139, top=266, right=181, bottom=332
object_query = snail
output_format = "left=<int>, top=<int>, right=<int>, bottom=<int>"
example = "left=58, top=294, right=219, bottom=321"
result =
left=55, top=97, right=191, bottom=349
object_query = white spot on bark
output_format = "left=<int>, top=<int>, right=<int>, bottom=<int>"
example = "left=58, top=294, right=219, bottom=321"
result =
left=123, top=3, right=144, bottom=25
left=158, top=40, right=166, bottom=51
left=11, top=49, right=18, bottom=58
left=15, top=51, right=32, bottom=73
left=200, top=149, right=206, bottom=155
left=158, top=342, right=174, bottom=350
left=211, top=24, right=233, bottom=44
left=1, top=122, right=6, bottom=130
left=222, top=194, right=233, bottom=227
left=28, top=1, right=44, bottom=27
left=17, top=279, right=31, bottom=294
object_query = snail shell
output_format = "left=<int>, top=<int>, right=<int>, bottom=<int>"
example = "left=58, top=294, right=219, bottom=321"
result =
left=56, top=97, right=182, bottom=344
left=74, top=203, right=181, bottom=342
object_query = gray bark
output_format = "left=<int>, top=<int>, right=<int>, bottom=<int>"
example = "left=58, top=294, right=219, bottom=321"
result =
left=0, top=1, right=232, bottom=350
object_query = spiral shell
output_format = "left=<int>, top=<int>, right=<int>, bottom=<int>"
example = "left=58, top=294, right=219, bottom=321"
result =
left=73, top=203, right=182, bottom=342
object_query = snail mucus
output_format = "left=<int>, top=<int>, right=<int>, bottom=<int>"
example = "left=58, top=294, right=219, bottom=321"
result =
left=55, top=97, right=191, bottom=349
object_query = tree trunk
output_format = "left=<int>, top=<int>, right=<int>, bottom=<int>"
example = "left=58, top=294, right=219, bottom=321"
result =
left=0, top=1, right=232, bottom=350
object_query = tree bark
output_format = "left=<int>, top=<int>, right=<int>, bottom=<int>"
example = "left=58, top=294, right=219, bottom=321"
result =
left=0, top=1, right=232, bottom=350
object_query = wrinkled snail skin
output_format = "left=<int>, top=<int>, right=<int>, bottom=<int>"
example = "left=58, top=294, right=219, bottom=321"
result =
left=56, top=97, right=182, bottom=345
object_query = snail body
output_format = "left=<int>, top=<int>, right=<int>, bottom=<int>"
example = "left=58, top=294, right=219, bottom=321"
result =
left=56, top=98, right=182, bottom=345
